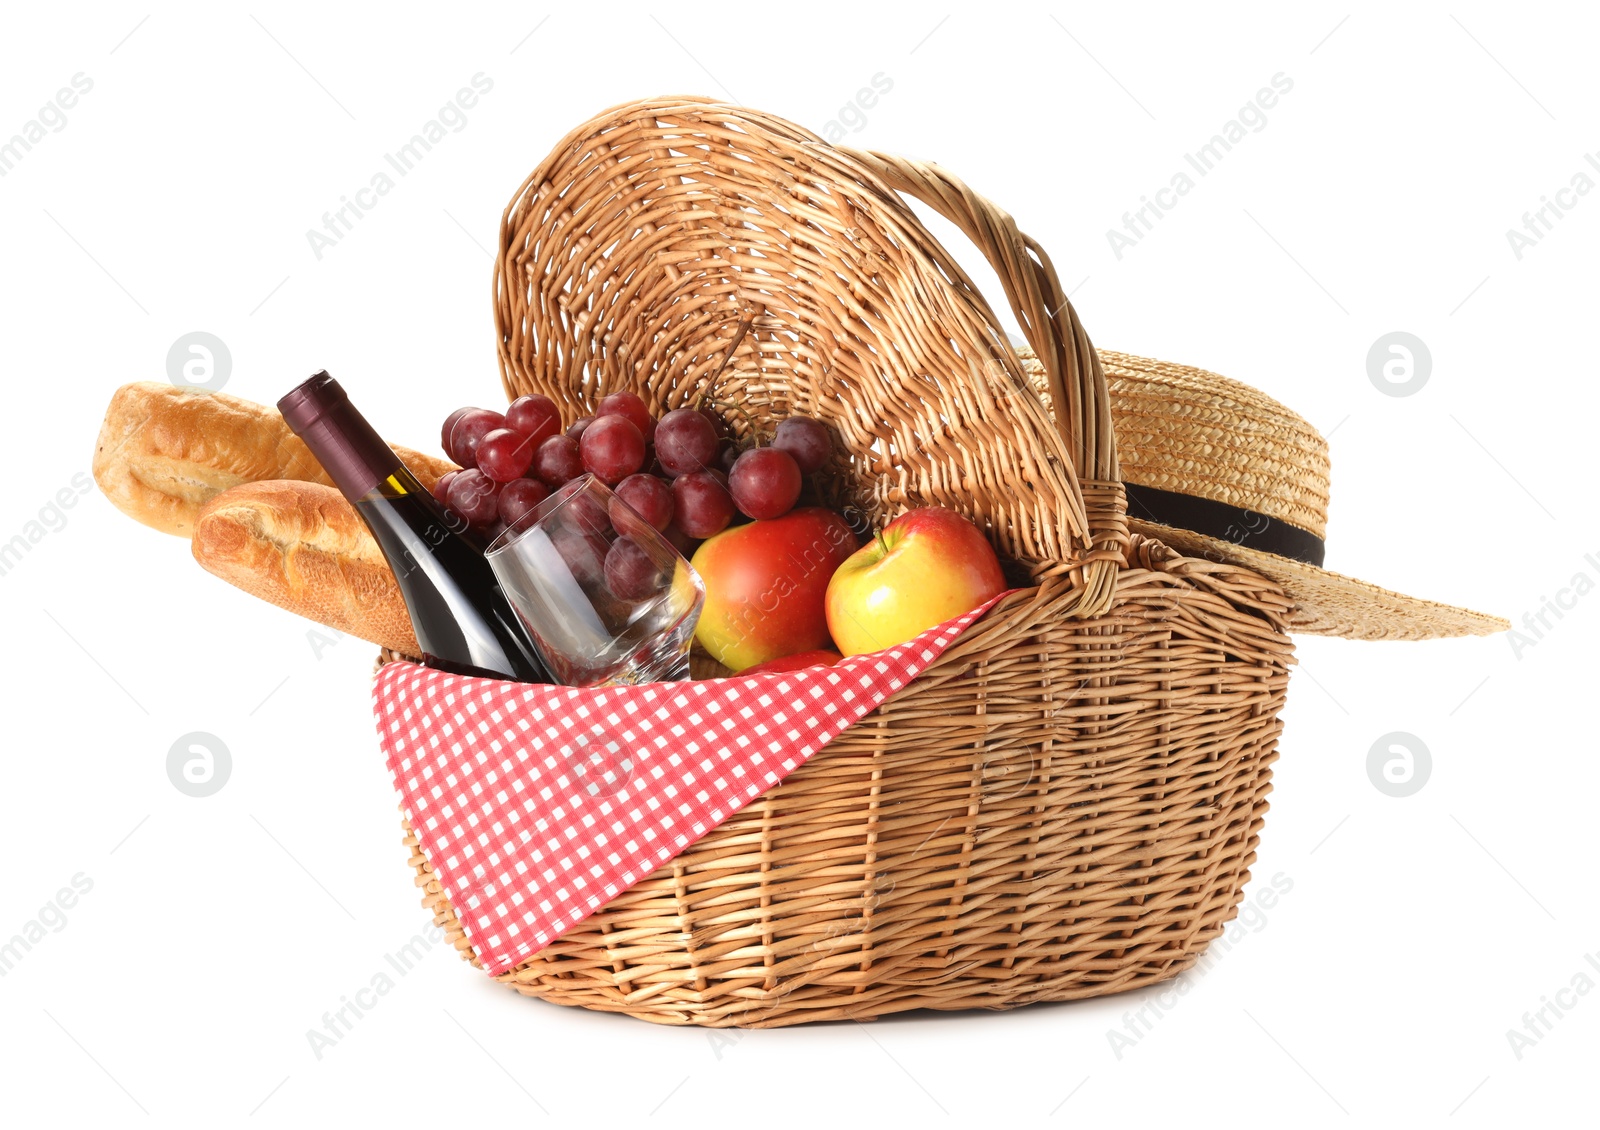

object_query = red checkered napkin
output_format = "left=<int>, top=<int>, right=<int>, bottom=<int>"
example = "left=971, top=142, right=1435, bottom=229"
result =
left=372, top=597, right=1001, bottom=976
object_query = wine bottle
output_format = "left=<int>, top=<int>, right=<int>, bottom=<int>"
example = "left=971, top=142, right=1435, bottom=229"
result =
left=278, top=371, right=551, bottom=683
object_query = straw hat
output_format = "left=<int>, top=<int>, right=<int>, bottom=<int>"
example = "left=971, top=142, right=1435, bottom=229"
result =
left=1022, top=347, right=1507, bottom=641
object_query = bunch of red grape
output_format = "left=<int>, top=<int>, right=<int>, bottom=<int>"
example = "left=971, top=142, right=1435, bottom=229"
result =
left=653, top=405, right=831, bottom=530
left=434, top=390, right=834, bottom=555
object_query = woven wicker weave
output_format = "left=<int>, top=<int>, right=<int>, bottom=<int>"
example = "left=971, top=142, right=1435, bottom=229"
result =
left=387, top=96, right=1297, bottom=1027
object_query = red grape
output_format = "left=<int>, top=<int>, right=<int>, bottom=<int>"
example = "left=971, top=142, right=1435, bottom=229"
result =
left=772, top=416, right=831, bottom=474
left=604, top=536, right=662, bottom=602
left=566, top=490, right=612, bottom=539
left=654, top=408, right=720, bottom=477
left=717, top=443, right=740, bottom=474
left=552, top=525, right=607, bottom=582
left=567, top=415, right=595, bottom=440
left=441, top=408, right=472, bottom=460
left=662, top=521, right=699, bottom=559
left=597, top=391, right=654, bottom=440
left=579, top=414, right=645, bottom=484
left=611, top=473, right=674, bottom=531
left=505, top=394, right=561, bottom=447
left=447, top=408, right=505, bottom=468
left=729, top=447, right=801, bottom=520
left=497, top=477, right=550, bottom=527
left=672, top=471, right=736, bottom=538
left=476, top=428, right=536, bottom=482
left=699, top=405, right=731, bottom=439
left=431, top=468, right=461, bottom=504
left=533, top=435, right=584, bottom=485
left=446, top=469, right=501, bottom=527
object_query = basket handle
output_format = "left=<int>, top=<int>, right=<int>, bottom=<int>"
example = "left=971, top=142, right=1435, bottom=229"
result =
left=836, top=149, right=1125, bottom=599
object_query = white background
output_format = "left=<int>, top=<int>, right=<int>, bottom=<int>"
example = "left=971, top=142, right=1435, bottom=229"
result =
left=1, top=3, right=1593, bottom=1127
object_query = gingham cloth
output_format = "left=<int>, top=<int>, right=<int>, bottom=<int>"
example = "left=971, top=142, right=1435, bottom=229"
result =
left=372, top=597, right=1000, bottom=976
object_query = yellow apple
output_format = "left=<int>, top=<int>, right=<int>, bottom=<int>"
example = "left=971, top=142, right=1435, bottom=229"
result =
left=825, top=507, right=1006, bottom=656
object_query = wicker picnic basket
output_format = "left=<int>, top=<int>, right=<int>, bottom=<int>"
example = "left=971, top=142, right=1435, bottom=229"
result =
left=388, top=96, right=1296, bottom=1028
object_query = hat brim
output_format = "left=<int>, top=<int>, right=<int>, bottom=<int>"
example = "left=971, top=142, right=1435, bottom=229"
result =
left=1128, top=518, right=1509, bottom=641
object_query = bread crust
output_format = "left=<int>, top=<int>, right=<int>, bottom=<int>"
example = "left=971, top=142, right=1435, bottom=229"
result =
left=93, top=382, right=453, bottom=537
left=192, top=479, right=419, bottom=655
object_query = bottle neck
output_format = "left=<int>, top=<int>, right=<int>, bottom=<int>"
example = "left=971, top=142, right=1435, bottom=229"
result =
left=279, top=375, right=402, bottom=502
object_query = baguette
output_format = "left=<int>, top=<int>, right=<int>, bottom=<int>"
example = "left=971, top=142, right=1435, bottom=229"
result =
left=93, top=382, right=454, bottom=537
left=192, top=480, right=420, bottom=656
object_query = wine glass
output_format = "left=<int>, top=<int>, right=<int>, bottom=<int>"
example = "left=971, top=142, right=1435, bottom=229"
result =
left=485, top=474, right=704, bottom=687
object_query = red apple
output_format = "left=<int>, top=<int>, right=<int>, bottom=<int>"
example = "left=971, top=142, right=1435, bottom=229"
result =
left=690, top=508, right=856, bottom=672
left=739, top=649, right=842, bottom=676
left=825, top=507, right=1005, bottom=656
